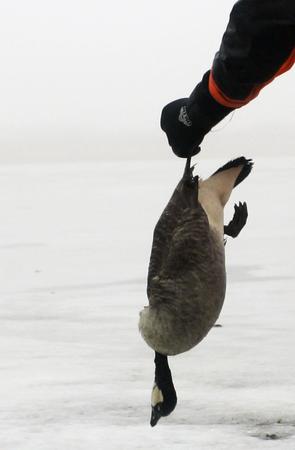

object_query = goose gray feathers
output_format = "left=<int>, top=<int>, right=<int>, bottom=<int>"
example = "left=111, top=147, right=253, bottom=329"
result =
left=139, top=156, right=253, bottom=426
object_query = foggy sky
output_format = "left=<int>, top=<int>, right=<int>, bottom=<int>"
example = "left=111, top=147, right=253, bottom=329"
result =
left=0, top=0, right=294, bottom=162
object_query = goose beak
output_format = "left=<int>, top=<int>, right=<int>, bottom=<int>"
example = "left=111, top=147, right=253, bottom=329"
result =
left=150, top=405, right=162, bottom=427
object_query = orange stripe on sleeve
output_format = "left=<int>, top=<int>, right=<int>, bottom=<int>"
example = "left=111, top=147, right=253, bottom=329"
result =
left=209, top=47, right=295, bottom=109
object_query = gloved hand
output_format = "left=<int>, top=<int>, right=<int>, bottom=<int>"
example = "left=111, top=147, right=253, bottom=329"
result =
left=160, top=71, right=234, bottom=158
left=160, top=98, right=204, bottom=158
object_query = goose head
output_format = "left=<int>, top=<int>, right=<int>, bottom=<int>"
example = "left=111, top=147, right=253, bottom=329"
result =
left=150, top=352, right=177, bottom=427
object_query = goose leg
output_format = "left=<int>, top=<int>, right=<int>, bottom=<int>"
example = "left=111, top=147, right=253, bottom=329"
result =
left=224, top=202, right=248, bottom=238
left=183, top=156, right=198, bottom=188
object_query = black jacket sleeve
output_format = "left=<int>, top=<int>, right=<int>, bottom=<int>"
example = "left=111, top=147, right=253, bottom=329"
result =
left=210, top=0, right=295, bottom=105
left=161, top=0, right=295, bottom=157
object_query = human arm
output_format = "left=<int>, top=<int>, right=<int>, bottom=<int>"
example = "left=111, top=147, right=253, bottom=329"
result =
left=161, top=0, right=295, bottom=157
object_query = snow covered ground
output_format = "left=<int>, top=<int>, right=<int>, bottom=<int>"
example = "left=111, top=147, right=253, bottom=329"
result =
left=0, top=156, right=295, bottom=450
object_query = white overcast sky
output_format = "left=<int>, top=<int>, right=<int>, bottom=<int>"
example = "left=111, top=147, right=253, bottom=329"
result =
left=0, top=0, right=294, bottom=162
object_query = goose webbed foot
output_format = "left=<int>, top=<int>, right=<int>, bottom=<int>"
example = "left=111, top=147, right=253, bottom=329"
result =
left=224, top=202, right=248, bottom=238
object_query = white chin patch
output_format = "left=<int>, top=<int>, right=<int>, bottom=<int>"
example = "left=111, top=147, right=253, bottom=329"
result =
left=151, top=384, right=164, bottom=407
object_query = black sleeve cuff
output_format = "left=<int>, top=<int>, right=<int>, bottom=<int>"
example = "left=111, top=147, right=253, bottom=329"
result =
left=187, top=71, right=234, bottom=136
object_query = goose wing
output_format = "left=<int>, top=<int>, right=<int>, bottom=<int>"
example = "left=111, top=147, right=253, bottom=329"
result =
left=147, top=192, right=182, bottom=296
left=147, top=175, right=203, bottom=299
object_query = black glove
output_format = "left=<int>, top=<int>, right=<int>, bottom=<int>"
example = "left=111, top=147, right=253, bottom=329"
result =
left=160, top=71, right=234, bottom=158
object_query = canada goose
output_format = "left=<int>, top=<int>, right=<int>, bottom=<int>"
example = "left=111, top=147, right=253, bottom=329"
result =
left=139, top=156, right=253, bottom=427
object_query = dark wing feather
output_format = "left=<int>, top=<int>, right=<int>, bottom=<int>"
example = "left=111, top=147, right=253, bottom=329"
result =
left=147, top=192, right=182, bottom=296
left=161, top=206, right=209, bottom=279
left=147, top=201, right=211, bottom=312
left=212, top=157, right=253, bottom=187
left=147, top=177, right=199, bottom=298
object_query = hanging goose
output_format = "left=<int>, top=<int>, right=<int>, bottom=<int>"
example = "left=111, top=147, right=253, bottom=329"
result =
left=139, top=156, right=253, bottom=427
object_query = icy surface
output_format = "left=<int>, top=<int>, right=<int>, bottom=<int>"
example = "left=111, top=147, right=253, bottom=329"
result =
left=0, top=157, right=295, bottom=449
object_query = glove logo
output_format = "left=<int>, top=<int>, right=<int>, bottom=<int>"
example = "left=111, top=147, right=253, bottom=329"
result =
left=178, top=106, right=192, bottom=127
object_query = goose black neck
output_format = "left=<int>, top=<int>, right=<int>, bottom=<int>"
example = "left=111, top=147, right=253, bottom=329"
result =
left=154, top=352, right=174, bottom=388
left=154, top=352, right=177, bottom=415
